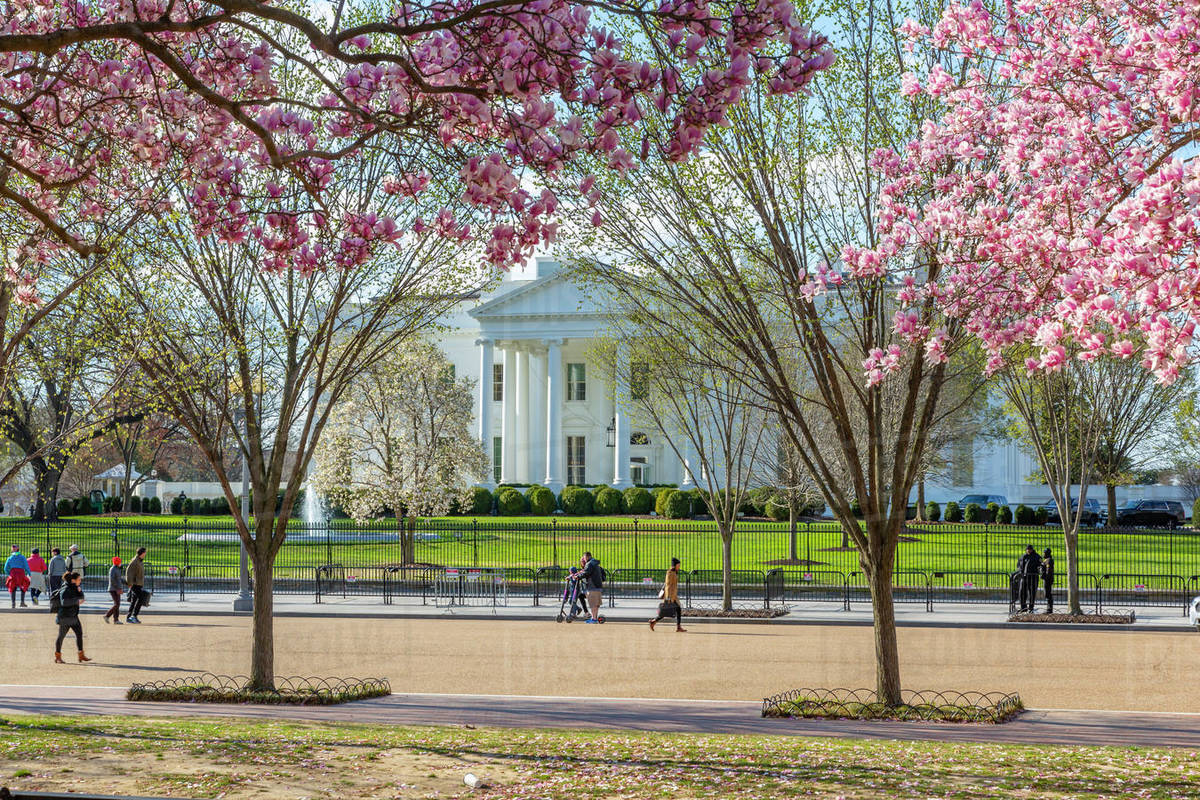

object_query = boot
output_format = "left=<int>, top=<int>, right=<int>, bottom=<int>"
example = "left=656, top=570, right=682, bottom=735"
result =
left=54, top=652, right=64, bottom=663
left=77, top=651, right=91, bottom=662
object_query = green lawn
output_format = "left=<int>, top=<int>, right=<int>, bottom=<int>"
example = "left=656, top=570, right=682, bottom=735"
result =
left=0, top=716, right=1196, bottom=799
left=7, top=515, right=1200, bottom=582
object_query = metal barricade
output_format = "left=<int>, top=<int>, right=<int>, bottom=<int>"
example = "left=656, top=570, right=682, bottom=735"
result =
left=1098, top=573, right=1189, bottom=614
left=928, top=571, right=1017, bottom=606
left=769, top=569, right=848, bottom=610
left=684, top=569, right=770, bottom=609
left=434, top=567, right=508, bottom=610
left=848, top=570, right=932, bottom=612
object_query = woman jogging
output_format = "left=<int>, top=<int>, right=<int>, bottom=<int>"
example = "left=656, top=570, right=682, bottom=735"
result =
left=54, top=571, right=91, bottom=663
left=648, top=557, right=686, bottom=632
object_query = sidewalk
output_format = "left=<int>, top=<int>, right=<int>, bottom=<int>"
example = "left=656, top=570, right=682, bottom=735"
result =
left=124, top=591, right=1197, bottom=630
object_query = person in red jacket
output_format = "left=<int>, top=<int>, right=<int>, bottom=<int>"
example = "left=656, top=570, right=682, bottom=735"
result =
left=26, top=548, right=46, bottom=606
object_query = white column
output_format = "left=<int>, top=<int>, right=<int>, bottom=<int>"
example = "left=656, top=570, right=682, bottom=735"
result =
left=500, top=345, right=517, bottom=484
left=679, top=438, right=696, bottom=488
left=543, top=338, right=564, bottom=492
left=528, top=345, right=546, bottom=485
left=476, top=338, right=495, bottom=488
left=611, top=367, right=632, bottom=489
left=516, top=347, right=530, bottom=482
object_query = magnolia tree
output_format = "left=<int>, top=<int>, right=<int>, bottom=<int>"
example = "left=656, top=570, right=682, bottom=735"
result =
left=310, top=340, right=486, bottom=562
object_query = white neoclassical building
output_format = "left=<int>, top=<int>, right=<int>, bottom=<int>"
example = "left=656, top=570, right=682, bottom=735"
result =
left=434, top=256, right=695, bottom=491
left=430, top=256, right=1190, bottom=507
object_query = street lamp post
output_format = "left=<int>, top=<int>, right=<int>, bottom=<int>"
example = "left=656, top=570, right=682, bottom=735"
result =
left=233, top=410, right=253, bottom=612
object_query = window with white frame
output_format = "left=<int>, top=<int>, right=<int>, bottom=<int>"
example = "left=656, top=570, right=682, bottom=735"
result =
left=567, top=362, right=586, bottom=401
left=567, top=436, right=586, bottom=485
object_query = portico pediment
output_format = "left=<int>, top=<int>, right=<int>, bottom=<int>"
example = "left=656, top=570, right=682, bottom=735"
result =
left=469, top=273, right=604, bottom=322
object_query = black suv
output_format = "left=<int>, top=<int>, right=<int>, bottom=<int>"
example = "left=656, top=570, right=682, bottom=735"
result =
left=1113, top=499, right=1187, bottom=529
left=1042, top=498, right=1101, bottom=526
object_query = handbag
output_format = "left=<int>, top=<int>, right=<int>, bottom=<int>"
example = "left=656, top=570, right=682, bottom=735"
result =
left=656, top=588, right=665, bottom=599
left=657, top=599, right=680, bottom=616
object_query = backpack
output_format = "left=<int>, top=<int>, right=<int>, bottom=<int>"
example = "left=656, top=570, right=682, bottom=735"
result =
left=48, top=584, right=63, bottom=612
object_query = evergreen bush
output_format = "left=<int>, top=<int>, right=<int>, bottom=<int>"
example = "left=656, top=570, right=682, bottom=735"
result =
left=76, top=496, right=92, bottom=515
left=925, top=501, right=941, bottom=522
left=997, top=505, right=1013, bottom=524
left=526, top=486, right=556, bottom=516
left=1192, top=496, right=1200, bottom=525
left=470, top=486, right=494, bottom=515
left=496, top=488, right=526, bottom=516
left=765, top=495, right=790, bottom=521
left=593, top=486, right=624, bottom=515
left=182, top=498, right=194, bottom=515
left=688, top=488, right=707, bottom=516
left=1014, top=504, right=1034, bottom=525
left=56, top=498, right=74, bottom=517
left=986, top=501, right=1000, bottom=523
left=1034, top=506, right=1049, bottom=525
left=850, top=497, right=863, bottom=518
left=964, top=502, right=982, bottom=523
left=147, top=496, right=162, bottom=514
left=944, top=501, right=962, bottom=522
left=663, top=490, right=692, bottom=519
left=622, top=487, right=652, bottom=515
left=653, top=487, right=673, bottom=517
left=130, top=496, right=142, bottom=513
left=560, top=486, right=594, bottom=515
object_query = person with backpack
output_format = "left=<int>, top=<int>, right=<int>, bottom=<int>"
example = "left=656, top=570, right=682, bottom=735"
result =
left=579, top=551, right=604, bottom=624
left=54, top=571, right=91, bottom=663
left=649, top=557, right=686, bottom=633
left=26, top=548, right=46, bottom=605
left=46, top=548, right=67, bottom=598
left=5, top=544, right=29, bottom=608
left=104, top=557, right=125, bottom=624
left=125, top=547, right=147, bottom=623
left=65, top=545, right=89, bottom=576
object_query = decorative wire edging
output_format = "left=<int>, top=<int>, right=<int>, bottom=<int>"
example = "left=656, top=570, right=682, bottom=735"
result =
left=761, top=687, right=1023, bottom=723
left=127, top=673, right=390, bottom=705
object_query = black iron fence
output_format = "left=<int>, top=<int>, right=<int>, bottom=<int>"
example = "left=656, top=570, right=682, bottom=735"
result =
left=3, top=517, right=1199, bottom=611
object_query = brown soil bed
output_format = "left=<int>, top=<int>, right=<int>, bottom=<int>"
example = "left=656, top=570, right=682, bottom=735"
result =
left=1007, top=611, right=1135, bottom=624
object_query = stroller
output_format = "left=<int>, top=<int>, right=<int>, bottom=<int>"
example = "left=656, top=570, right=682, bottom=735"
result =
left=555, top=567, right=604, bottom=623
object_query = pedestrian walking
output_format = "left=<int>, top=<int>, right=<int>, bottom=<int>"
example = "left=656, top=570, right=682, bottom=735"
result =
left=26, top=548, right=46, bottom=605
left=46, top=548, right=66, bottom=598
left=53, top=571, right=90, bottom=663
left=579, top=551, right=604, bottom=623
left=1017, top=544, right=1042, bottom=612
left=1041, top=547, right=1055, bottom=613
left=648, top=557, right=686, bottom=632
left=104, top=557, right=125, bottom=624
left=65, top=545, right=89, bottom=576
left=125, top=547, right=146, bottom=623
left=5, top=544, right=29, bottom=608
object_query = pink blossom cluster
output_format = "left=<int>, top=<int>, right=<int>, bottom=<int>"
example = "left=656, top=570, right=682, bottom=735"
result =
left=0, top=0, right=833, bottom=304
left=849, top=0, right=1200, bottom=383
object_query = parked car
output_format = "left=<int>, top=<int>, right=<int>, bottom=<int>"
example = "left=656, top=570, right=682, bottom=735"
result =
left=1112, top=499, right=1187, bottom=528
left=959, top=494, right=1008, bottom=508
left=1040, top=498, right=1101, bottom=526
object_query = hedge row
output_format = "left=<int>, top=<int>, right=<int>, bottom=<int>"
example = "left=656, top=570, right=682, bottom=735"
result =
left=922, top=502, right=1048, bottom=525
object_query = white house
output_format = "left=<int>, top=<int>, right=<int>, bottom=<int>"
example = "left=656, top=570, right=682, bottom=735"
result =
left=428, top=255, right=1189, bottom=508
left=434, top=256, right=696, bottom=492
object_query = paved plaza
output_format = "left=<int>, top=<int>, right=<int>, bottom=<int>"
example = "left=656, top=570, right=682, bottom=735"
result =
left=2, top=608, right=1197, bottom=712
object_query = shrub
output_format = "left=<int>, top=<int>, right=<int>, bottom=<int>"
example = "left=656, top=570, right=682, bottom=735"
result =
left=924, top=501, right=941, bottom=522
left=211, top=495, right=230, bottom=515
left=688, top=488, right=708, bottom=516
left=496, top=488, right=526, bottom=516
left=182, top=498, right=194, bottom=515
left=101, top=496, right=115, bottom=513
left=201, top=499, right=216, bottom=515
left=470, top=486, right=494, bottom=515
left=170, top=495, right=183, bottom=514
left=964, top=502, right=982, bottom=524
left=526, top=486, right=556, bottom=516
left=849, top=497, right=863, bottom=518
left=593, top=486, right=624, bottom=515
left=1034, top=506, right=1049, bottom=525
left=130, top=496, right=142, bottom=513
left=560, top=486, right=594, bottom=516
left=623, top=487, right=652, bottom=515
left=986, top=501, right=1000, bottom=523
left=944, top=501, right=962, bottom=523
left=653, top=487, right=673, bottom=517
left=765, top=495, right=790, bottom=521
left=1193, top=496, right=1200, bottom=525
left=56, top=498, right=74, bottom=517
left=1014, top=504, right=1034, bottom=525
left=997, top=505, right=1013, bottom=524
left=662, top=490, right=692, bottom=519
left=147, top=496, right=162, bottom=514
left=75, top=496, right=92, bottom=515
left=747, top=487, right=776, bottom=516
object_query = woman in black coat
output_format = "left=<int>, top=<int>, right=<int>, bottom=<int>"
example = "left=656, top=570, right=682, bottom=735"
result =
left=54, top=571, right=91, bottom=663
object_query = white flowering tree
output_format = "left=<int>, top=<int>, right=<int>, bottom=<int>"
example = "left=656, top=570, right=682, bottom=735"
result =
left=310, top=341, right=486, bottom=563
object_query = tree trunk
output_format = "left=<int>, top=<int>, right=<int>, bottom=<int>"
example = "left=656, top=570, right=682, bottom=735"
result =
left=865, top=562, right=902, bottom=705
left=249, top=558, right=275, bottom=690
left=721, top=529, right=733, bottom=612
left=1105, top=484, right=1117, bottom=528
left=402, top=516, right=416, bottom=565
left=915, top=480, right=926, bottom=522
left=31, top=463, right=61, bottom=522
left=1063, top=523, right=1082, bottom=615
